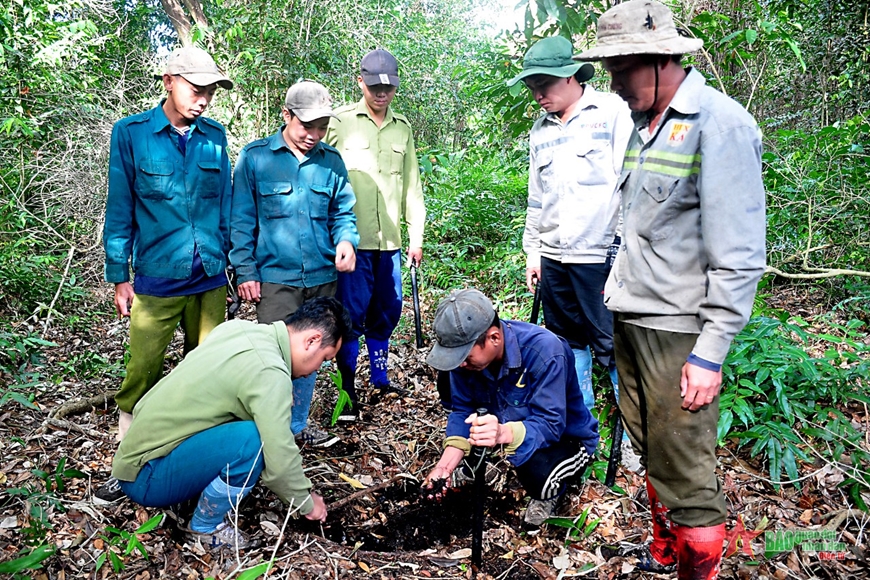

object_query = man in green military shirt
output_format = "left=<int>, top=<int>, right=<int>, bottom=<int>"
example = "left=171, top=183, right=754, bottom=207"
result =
left=326, top=49, right=426, bottom=420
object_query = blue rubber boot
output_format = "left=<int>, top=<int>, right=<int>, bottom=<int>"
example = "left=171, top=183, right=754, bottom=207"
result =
left=190, top=477, right=253, bottom=533
left=366, top=338, right=390, bottom=388
left=573, top=347, right=594, bottom=412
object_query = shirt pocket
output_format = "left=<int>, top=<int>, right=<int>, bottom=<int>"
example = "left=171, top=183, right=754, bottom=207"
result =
left=498, top=370, right=533, bottom=411
left=196, top=159, right=222, bottom=198
left=137, top=160, right=175, bottom=200
left=575, top=143, right=609, bottom=186
left=637, top=173, right=680, bottom=241
left=390, top=142, right=406, bottom=175
left=341, top=137, right=371, bottom=172
left=309, top=185, right=332, bottom=220
left=533, top=149, right=555, bottom=189
left=259, top=181, right=295, bottom=219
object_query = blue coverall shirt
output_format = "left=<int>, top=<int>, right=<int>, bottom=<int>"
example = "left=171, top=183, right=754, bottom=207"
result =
left=103, top=102, right=232, bottom=284
left=446, top=321, right=600, bottom=466
left=230, top=129, right=360, bottom=288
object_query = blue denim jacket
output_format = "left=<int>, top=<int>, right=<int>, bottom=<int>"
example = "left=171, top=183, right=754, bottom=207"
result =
left=446, top=321, right=600, bottom=466
left=103, top=102, right=232, bottom=283
left=230, top=129, right=360, bottom=288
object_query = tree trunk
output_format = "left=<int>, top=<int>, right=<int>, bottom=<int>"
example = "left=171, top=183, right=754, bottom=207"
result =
left=160, top=0, right=193, bottom=46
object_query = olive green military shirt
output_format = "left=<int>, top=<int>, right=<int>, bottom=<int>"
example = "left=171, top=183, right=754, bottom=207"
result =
left=112, top=320, right=315, bottom=514
left=326, top=99, right=425, bottom=251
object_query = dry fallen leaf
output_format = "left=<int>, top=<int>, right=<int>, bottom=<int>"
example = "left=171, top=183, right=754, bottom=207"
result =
left=447, top=547, right=472, bottom=559
left=358, top=561, right=370, bottom=573
left=340, top=473, right=366, bottom=489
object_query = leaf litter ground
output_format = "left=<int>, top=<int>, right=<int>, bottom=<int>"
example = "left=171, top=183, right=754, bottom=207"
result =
left=0, top=286, right=868, bottom=579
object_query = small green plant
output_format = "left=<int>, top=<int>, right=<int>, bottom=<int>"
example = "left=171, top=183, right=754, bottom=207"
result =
left=0, top=325, right=56, bottom=410
left=547, top=506, right=602, bottom=543
left=0, top=545, right=55, bottom=577
left=94, top=514, right=163, bottom=573
left=329, top=367, right=352, bottom=426
left=6, top=457, right=86, bottom=547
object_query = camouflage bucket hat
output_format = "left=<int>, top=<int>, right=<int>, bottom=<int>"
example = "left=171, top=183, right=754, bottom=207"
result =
left=574, top=0, right=703, bottom=61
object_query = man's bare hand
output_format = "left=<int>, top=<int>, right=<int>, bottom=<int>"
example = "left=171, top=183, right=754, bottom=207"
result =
left=465, top=412, right=508, bottom=447
left=238, top=280, right=261, bottom=303
left=304, top=493, right=327, bottom=522
left=114, top=282, right=135, bottom=317
left=407, top=247, right=423, bottom=267
left=525, top=267, right=541, bottom=294
left=680, top=362, right=722, bottom=411
left=335, top=241, right=356, bottom=272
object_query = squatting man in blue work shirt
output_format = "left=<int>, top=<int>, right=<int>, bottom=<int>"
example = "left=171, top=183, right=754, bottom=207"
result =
left=422, top=289, right=599, bottom=526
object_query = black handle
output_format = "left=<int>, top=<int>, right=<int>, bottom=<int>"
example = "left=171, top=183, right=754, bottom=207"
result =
left=604, top=407, right=623, bottom=487
left=471, top=407, right=489, bottom=568
left=410, top=260, right=423, bottom=348
left=530, top=277, right=542, bottom=325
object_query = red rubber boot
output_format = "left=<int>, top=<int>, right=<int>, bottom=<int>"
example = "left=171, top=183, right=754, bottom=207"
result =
left=646, top=476, right=677, bottom=569
left=674, top=523, right=726, bottom=580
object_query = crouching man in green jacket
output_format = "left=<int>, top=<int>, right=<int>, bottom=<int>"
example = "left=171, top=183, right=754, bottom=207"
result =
left=110, top=297, right=351, bottom=549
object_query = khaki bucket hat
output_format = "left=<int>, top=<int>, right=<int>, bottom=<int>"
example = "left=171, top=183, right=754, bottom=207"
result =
left=574, top=0, right=703, bottom=61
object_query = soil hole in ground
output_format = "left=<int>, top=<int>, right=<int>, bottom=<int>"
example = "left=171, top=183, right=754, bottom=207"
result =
left=302, top=484, right=519, bottom=553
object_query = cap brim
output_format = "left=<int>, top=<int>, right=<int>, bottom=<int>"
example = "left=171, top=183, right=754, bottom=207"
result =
left=506, top=62, right=589, bottom=87
left=426, top=340, right=476, bottom=372
left=362, top=73, right=400, bottom=88
left=292, top=108, right=338, bottom=123
left=574, top=38, right=704, bottom=61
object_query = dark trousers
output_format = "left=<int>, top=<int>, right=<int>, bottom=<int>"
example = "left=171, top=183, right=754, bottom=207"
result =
left=613, top=319, right=727, bottom=527
left=540, top=258, right=614, bottom=368
left=515, top=439, right=592, bottom=500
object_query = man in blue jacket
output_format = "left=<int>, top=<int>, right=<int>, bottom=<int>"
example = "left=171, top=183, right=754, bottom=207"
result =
left=230, top=81, right=359, bottom=446
left=102, top=46, right=233, bottom=441
left=424, top=289, right=599, bottom=526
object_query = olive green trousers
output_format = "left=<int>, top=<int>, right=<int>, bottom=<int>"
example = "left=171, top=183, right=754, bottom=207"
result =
left=114, top=287, right=225, bottom=412
left=613, top=319, right=727, bottom=528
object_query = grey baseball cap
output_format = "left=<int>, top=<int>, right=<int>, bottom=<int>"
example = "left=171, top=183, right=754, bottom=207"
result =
left=284, top=81, right=336, bottom=122
left=426, top=289, right=496, bottom=371
left=160, top=46, right=233, bottom=89
left=360, top=49, right=400, bottom=88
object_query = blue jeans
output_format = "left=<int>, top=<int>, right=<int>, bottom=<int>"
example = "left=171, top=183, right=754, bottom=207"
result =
left=119, top=421, right=265, bottom=507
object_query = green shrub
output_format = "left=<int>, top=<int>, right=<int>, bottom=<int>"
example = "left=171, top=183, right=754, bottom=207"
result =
left=721, top=315, right=870, bottom=508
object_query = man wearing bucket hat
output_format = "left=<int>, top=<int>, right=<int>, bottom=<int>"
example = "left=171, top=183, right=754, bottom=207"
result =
left=326, top=49, right=426, bottom=419
left=98, top=47, right=234, bottom=503
left=230, top=80, right=360, bottom=447
left=508, top=37, right=634, bottom=460
left=422, top=289, right=599, bottom=526
left=576, top=2, right=766, bottom=578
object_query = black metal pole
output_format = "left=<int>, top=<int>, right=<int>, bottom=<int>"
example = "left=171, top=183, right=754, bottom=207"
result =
left=530, top=277, right=542, bottom=325
left=470, top=407, right=488, bottom=568
left=411, top=259, right=423, bottom=348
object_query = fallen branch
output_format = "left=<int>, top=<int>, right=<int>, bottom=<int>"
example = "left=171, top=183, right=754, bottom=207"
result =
left=330, top=474, right=412, bottom=510
left=48, top=391, right=116, bottom=420
left=766, top=265, right=870, bottom=279
left=42, top=417, right=108, bottom=439
left=41, top=245, right=76, bottom=333
left=823, top=508, right=869, bottom=532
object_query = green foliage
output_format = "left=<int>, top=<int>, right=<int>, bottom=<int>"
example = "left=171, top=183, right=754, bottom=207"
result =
left=421, top=148, right=528, bottom=300
left=94, top=514, right=163, bottom=574
left=5, top=457, right=85, bottom=547
left=721, top=316, right=870, bottom=503
left=0, top=323, right=56, bottom=410
left=328, top=367, right=352, bottom=426
left=0, top=545, right=55, bottom=576
left=763, top=117, right=870, bottom=274
left=547, top=505, right=602, bottom=543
